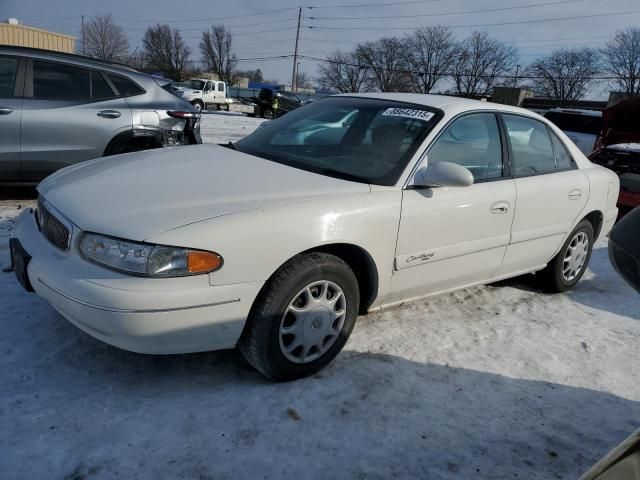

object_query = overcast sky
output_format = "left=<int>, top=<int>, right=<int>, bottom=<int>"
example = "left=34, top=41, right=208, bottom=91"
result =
left=3, top=0, right=639, bottom=98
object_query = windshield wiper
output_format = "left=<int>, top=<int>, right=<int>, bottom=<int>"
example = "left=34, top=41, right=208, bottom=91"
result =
left=317, top=168, right=367, bottom=184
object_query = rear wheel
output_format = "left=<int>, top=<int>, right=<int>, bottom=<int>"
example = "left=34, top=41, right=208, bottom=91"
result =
left=239, top=253, right=359, bottom=381
left=191, top=100, right=204, bottom=113
left=262, top=108, right=274, bottom=119
left=537, top=220, right=594, bottom=292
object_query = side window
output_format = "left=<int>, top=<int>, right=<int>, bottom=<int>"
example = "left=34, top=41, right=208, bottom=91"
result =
left=0, top=57, right=19, bottom=97
left=428, top=113, right=503, bottom=181
left=33, top=60, right=90, bottom=100
left=106, top=73, right=143, bottom=97
left=503, top=114, right=556, bottom=176
left=205, top=81, right=213, bottom=91
left=550, top=131, right=575, bottom=170
left=217, top=82, right=224, bottom=92
left=91, top=71, right=115, bottom=100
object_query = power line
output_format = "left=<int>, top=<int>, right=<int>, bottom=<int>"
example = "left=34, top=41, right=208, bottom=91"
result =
left=113, top=17, right=297, bottom=32
left=306, top=0, right=448, bottom=9
left=306, top=9, right=640, bottom=30
left=308, top=0, right=587, bottom=21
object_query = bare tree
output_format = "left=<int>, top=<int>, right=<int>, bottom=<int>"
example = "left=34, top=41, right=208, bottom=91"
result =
left=200, top=25, right=237, bottom=84
left=601, top=27, right=640, bottom=98
left=356, top=37, right=410, bottom=92
left=525, top=48, right=600, bottom=105
left=143, top=24, right=192, bottom=80
left=236, top=69, right=264, bottom=83
left=80, top=14, right=128, bottom=61
left=452, top=31, right=518, bottom=97
left=295, top=70, right=313, bottom=89
left=317, top=50, right=372, bottom=93
left=403, top=26, right=458, bottom=94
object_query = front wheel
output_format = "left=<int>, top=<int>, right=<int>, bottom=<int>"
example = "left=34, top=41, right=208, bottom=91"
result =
left=262, top=108, right=274, bottom=119
left=537, top=220, right=594, bottom=292
left=239, top=253, right=359, bottom=381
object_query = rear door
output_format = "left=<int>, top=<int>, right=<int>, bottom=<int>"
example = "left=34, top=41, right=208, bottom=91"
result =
left=498, top=113, right=589, bottom=275
left=0, top=55, right=23, bottom=181
left=20, top=59, right=133, bottom=181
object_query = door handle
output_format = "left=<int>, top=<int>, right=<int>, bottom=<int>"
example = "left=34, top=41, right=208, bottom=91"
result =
left=490, top=201, right=510, bottom=214
left=568, top=189, right=582, bottom=200
left=97, top=110, right=121, bottom=119
left=0, top=107, right=13, bottom=115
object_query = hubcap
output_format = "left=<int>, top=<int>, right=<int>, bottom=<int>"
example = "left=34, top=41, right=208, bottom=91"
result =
left=279, top=280, right=347, bottom=364
left=562, top=231, right=589, bottom=282
left=194, top=103, right=202, bottom=112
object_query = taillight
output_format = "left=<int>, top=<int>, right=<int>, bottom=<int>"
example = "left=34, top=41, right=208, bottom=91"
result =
left=167, top=111, right=200, bottom=119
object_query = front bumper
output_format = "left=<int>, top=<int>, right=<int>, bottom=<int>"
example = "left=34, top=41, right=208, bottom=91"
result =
left=12, top=209, right=262, bottom=354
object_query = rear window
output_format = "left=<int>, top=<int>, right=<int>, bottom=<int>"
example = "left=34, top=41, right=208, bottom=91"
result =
left=544, top=111, right=602, bottom=135
left=0, top=56, right=18, bottom=97
left=107, top=74, right=144, bottom=97
left=33, top=60, right=90, bottom=100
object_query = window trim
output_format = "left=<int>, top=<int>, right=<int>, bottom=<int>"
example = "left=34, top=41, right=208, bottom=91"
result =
left=546, top=125, right=578, bottom=173
left=499, top=112, right=579, bottom=179
left=0, top=55, right=24, bottom=98
left=90, top=70, right=117, bottom=100
left=405, top=110, right=509, bottom=188
left=24, top=57, right=145, bottom=101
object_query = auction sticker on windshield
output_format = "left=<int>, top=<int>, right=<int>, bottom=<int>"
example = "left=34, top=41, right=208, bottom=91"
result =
left=382, top=108, right=435, bottom=121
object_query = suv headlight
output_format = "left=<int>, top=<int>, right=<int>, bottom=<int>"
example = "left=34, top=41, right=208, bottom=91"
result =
left=80, top=233, right=222, bottom=277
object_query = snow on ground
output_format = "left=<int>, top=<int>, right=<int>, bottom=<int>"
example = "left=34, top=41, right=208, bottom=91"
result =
left=1, top=114, right=640, bottom=480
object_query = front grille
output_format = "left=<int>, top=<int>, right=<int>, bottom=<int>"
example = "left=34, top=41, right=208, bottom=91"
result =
left=37, top=197, right=70, bottom=251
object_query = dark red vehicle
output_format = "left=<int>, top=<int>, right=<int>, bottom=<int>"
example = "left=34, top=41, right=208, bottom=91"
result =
left=589, top=100, right=640, bottom=215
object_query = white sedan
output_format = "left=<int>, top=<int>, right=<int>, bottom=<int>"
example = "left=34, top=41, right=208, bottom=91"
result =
left=11, top=93, right=619, bottom=380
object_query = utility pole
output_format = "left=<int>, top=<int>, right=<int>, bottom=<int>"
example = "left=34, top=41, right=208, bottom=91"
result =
left=514, top=64, right=520, bottom=87
left=81, top=15, right=85, bottom=55
left=291, top=7, right=302, bottom=92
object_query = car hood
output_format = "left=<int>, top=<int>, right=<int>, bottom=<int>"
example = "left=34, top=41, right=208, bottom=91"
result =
left=38, top=144, right=370, bottom=241
left=600, top=99, right=640, bottom=147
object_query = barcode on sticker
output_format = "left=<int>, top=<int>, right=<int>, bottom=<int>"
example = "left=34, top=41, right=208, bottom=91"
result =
left=382, top=108, right=435, bottom=121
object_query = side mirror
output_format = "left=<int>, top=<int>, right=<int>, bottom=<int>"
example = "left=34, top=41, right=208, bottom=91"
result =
left=412, top=161, right=474, bottom=188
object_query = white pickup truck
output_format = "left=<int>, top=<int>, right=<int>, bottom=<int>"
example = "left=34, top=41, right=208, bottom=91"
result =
left=171, top=79, right=257, bottom=116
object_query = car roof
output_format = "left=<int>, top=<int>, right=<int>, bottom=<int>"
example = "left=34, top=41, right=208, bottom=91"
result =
left=0, top=46, right=139, bottom=75
left=545, top=107, right=602, bottom=117
left=336, top=92, right=542, bottom=117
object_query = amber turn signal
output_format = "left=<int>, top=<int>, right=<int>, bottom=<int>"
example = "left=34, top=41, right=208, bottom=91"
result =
left=187, top=250, right=223, bottom=274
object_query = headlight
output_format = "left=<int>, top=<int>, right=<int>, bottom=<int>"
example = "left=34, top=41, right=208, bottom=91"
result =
left=80, top=233, right=222, bottom=277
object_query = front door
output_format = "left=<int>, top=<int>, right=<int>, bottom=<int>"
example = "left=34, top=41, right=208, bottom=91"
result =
left=0, top=55, right=23, bottom=181
left=390, top=112, right=516, bottom=303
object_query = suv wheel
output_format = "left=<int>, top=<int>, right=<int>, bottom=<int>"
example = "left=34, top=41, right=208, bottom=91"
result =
left=191, top=100, right=204, bottom=112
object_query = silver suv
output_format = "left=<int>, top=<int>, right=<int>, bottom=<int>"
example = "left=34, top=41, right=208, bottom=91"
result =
left=0, top=47, right=201, bottom=183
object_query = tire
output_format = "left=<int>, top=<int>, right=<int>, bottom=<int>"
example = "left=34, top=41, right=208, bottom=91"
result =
left=537, top=219, right=594, bottom=293
left=239, top=252, right=360, bottom=381
left=262, top=109, right=274, bottom=119
left=191, top=100, right=204, bottom=113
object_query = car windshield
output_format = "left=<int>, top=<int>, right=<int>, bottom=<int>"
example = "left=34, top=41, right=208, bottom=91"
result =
left=234, top=97, right=442, bottom=186
left=177, top=80, right=206, bottom=90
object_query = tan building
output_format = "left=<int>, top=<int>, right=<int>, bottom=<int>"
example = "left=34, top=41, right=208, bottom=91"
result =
left=0, top=18, right=75, bottom=54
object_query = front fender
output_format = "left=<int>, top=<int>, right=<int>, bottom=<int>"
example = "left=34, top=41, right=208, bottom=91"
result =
left=145, top=190, right=402, bottom=308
